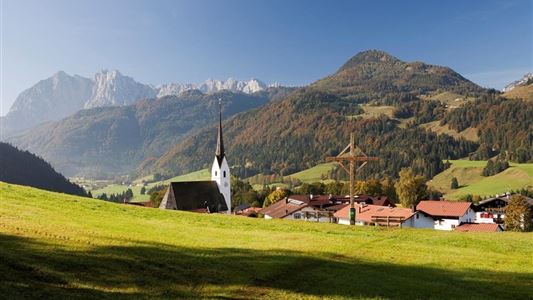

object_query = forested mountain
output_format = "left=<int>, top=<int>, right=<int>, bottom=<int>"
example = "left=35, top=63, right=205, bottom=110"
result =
left=441, top=94, right=533, bottom=162
left=313, top=50, right=483, bottom=103
left=0, top=142, right=87, bottom=196
left=144, top=50, right=496, bottom=180
left=8, top=88, right=293, bottom=177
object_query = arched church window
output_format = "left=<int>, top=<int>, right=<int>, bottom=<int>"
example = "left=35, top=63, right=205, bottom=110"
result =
left=223, top=171, right=226, bottom=177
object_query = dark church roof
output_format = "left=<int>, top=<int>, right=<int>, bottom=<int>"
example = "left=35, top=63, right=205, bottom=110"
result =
left=159, top=181, right=228, bottom=213
left=215, top=99, right=225, bottom=167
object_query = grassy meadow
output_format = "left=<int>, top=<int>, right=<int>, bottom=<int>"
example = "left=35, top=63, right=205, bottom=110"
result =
left=429, top=160, right=533, bottom=199
left=90, top=169, right=211, bottom=202
left=1, top=181, right=532, bottom=299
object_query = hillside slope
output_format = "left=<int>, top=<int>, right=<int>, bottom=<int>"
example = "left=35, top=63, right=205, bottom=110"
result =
left=1, top=182, right=532, bottom=299
left=147, top=50, right=483, bottom=179
left=429, top=160, right=533, bottom=199
left=0, top=143, right=86, bottom=196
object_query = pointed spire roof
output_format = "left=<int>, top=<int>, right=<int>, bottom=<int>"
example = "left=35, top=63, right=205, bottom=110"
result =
left=215, top=98, right=225, bottom=166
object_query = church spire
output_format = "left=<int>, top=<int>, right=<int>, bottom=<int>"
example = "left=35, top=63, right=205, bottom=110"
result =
left=215, top=98, right=225, bottom=165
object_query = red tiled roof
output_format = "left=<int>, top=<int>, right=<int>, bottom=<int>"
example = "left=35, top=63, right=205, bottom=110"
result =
left=455, top=223, right=502, bottom=232
left=417, top=201, right=471, bottom=218
left=334, top=204, right=415, bottom=222
left=259, top=198, right=307, bottom=218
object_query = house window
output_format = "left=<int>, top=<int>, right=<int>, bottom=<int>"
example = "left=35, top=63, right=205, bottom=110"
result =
left=451, top=224, right=456, bottom=229
left=294, top=213, right=301, bottom=220
left=416, top=214, right=419, bottom=219
left=223, top=171, right=226, bottom=178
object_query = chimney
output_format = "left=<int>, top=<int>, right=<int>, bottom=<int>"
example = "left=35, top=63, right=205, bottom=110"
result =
left=411, top=205, right=416, bottom=213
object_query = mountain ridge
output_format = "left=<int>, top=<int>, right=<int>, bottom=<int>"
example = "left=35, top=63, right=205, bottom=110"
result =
left=1, top=70, right=279, bottom=137
left=7, top=87, right=294, bottom=177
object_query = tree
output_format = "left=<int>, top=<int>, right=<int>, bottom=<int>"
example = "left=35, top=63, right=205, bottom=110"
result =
left=394, top=168, right=427, bottom=208
left=505, top=194, right=532, bottom=232
left=450, top=177, right=459, bottom=189
left=140, top=186, right=146, bottom=195
left=381, top=177, right=398, bottom=203
left=263, top=188, right=290, bottom=207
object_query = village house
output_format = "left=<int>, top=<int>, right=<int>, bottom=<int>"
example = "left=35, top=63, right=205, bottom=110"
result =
left=416, top=200, right=475, bottom=230
left=259, top=194, right=394, bottom=222
left=474, top=194, right=533, bottom=226
left=334, top=203, right=434, bottom=228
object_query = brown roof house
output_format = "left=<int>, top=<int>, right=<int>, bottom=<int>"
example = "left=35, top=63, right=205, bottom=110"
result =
left=416, top=200, right=475, bottom=230
left=260, top=194, right=395, bottom=223
left=159, top=100, right=231, bottom=214
left=334, top=203, right=434, bottom=228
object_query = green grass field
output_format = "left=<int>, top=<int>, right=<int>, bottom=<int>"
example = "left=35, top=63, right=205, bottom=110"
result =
left=91, top=169, right=211, bottom=202
left=1, top=181, right=532, bottom=299
left=429, top=160, right=533, bottom=199
left=287, top=162, right=337, bottom=183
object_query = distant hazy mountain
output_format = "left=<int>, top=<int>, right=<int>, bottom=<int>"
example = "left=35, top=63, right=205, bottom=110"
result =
left=0, top=142, right=87, bottom=196
left=1, top=71, right=93, bottom=135
left=84, top=70, right=157, bottom=108
left=1, top=70, right=277, bottom=137
left=503, top=73, right=533, bottom=102
left=156, top=78, right=268, bottom=98
left=8, top=88, right=293, bottom=177
left=502, top=72, right=533, bottom=92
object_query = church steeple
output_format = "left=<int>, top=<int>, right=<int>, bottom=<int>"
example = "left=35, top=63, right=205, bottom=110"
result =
left=215, top=98, right=225, bottom=166
left=211, top=97, right=231, bottom=213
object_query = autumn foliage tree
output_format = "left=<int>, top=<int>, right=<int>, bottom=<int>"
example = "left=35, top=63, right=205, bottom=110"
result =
left=263, top=188, right=290, bottom=208
left=505, top=194, right=532, bottom=232
left=395, top=168, right=428, bottom=208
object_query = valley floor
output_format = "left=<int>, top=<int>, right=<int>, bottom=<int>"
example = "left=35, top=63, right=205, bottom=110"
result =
left=1, top=182, right=532, bottom=299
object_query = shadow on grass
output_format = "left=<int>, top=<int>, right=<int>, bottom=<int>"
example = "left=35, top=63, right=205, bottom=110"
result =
left=0, top=233, right=531, bottom=299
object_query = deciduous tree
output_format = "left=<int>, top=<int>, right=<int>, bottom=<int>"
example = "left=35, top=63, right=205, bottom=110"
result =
left=505, top=194, right=532, bottom=232
left=395, top=168, right=427, bottom=207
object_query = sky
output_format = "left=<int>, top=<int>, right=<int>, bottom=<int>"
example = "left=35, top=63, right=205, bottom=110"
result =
left=1, top=0, right=532, bottom=115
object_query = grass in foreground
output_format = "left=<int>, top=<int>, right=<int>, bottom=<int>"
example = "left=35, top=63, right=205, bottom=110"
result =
left=429, top=160, right=533, bottom=199
left=1, top=182, right=532, bottom=299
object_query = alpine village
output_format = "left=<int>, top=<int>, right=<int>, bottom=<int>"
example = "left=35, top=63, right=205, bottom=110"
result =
left=1, top=1, right=532, bottom=299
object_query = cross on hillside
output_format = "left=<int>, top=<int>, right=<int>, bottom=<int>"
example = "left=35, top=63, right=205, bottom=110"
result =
left=326, top=133, right=378, bottom=225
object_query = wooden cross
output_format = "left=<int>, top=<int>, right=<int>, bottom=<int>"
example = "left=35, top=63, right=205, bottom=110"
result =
left=326, top=132, right=378, bottom=225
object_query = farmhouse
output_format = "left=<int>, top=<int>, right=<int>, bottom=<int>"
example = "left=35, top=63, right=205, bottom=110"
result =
left=416, top=200, right=475, bottom=230
left=159, top=101, right=231, bottom=214
left=474, top=194, right=533, bottom=225
left=259, top=194, right=393, bottom=222
left=334, top=203, right=434, bottom=228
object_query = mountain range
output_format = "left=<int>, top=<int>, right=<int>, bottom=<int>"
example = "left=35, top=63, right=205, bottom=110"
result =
left=7, top=88, right=293, bottom=177
left=5, top=50, right=532, bottom=180
left=1, top=70, right=274, bottom=136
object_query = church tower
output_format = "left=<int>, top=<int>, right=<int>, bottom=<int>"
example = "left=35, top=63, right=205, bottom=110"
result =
left=211, top=99, right=231, bottom=213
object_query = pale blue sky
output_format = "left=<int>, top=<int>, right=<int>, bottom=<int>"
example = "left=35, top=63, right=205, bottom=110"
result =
left=1, top=0, right=532, bottom=115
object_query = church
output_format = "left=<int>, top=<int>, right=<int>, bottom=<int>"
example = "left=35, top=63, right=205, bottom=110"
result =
left=159, top=100, right=231, bottom=214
